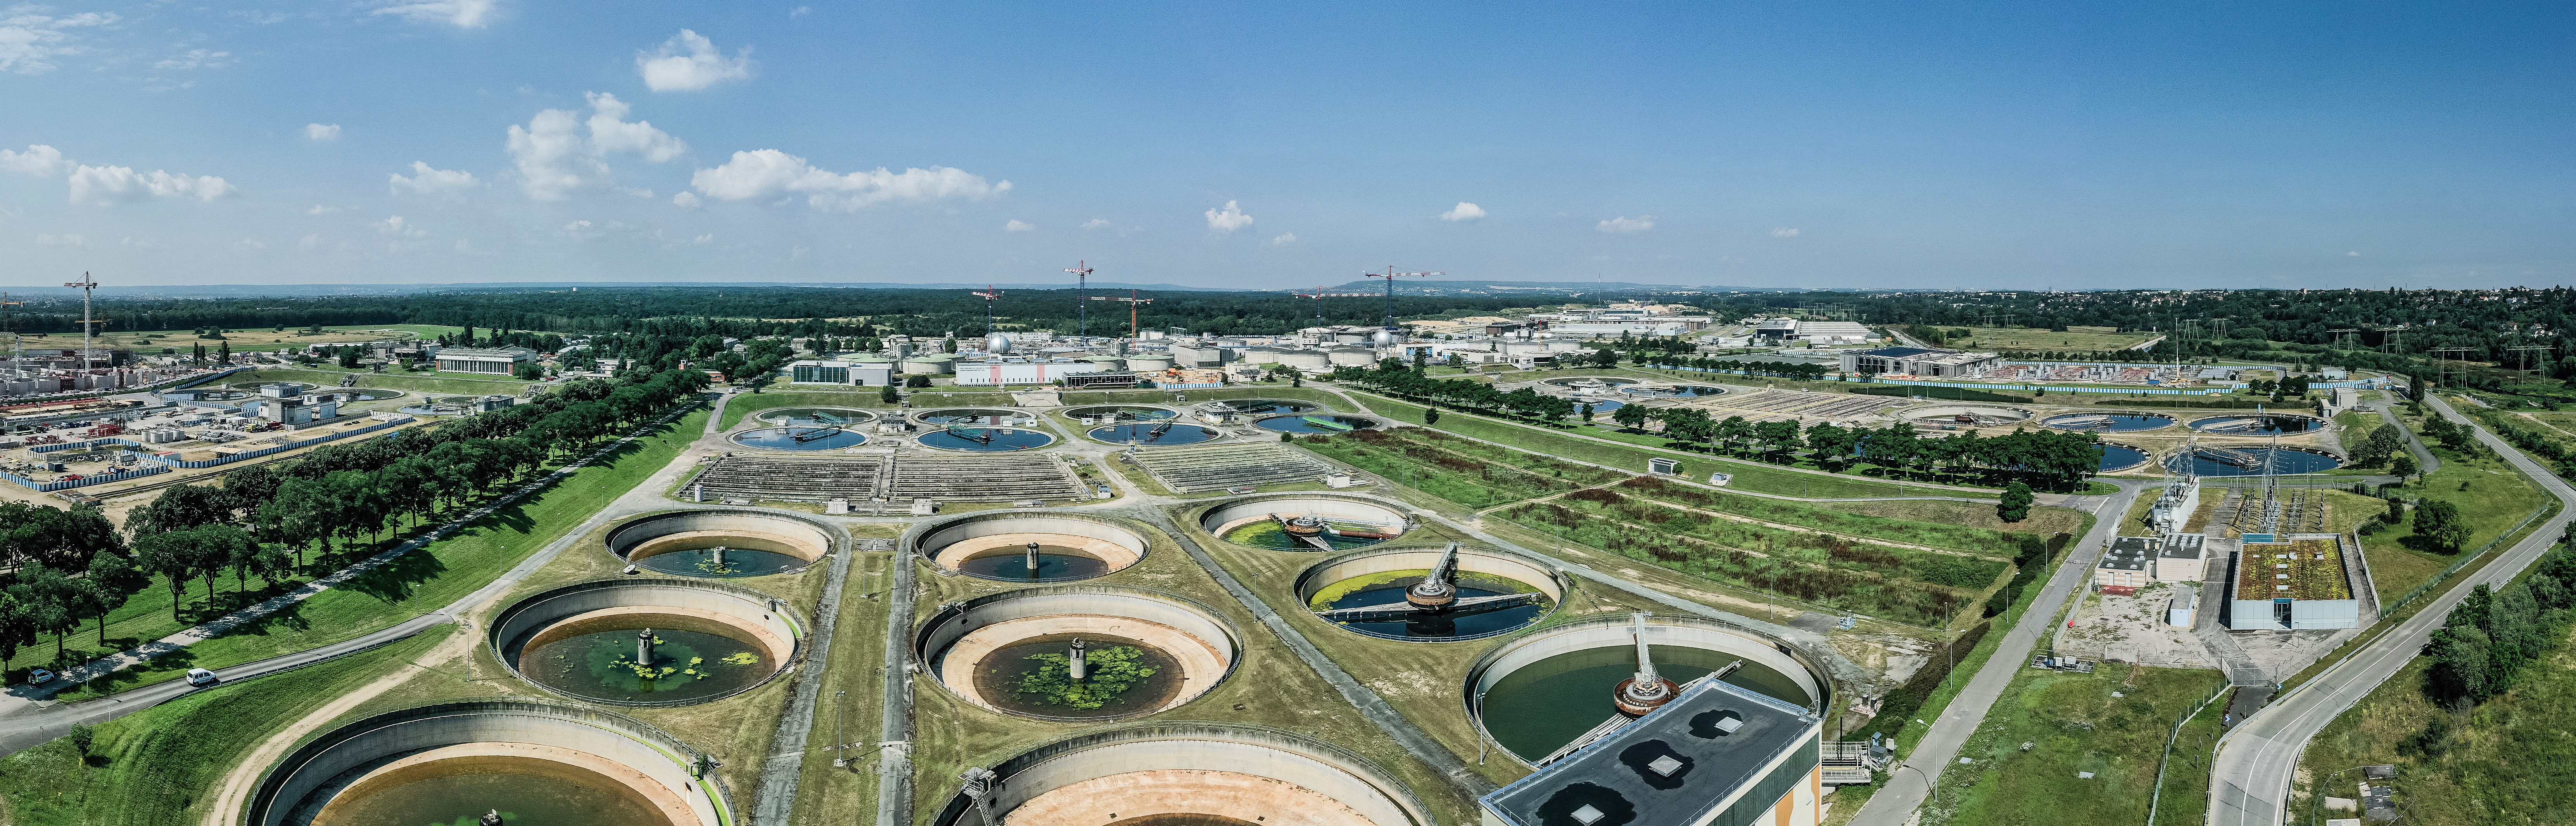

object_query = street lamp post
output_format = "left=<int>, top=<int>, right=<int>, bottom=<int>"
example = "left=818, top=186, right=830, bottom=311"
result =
left=831, top=690, right=848, bottom=767
left=1900, top=762, right=1938, bottom=807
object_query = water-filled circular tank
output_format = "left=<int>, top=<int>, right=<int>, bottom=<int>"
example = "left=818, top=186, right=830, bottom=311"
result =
left=243, top=701, right=729, bottom=826
left=730, top=426, right=868, bottom=451
left=1210, top=397, right=1320, bottom=416
left=1199, top=494, right=1412, bottom=551
left=1464, top=615, right=1828, bottom=765
left=756, top=407, right=877, bottom=428
left=1061, top=404, right=1179, bottom=423
left=917, top=426, right=1054, bottom=452
left=1618, top=384, right=1726, bottom=398
left=913, top=587, right=1239, bottom=720
left=1540, top=376, right=1636, bottom=390
left=917, top=512, right=1150, bottom=582
left=230, top=381, right=318, bottom=394
left=926, top=725, right=1432, bottom=826
left=608, top=510, right=834, bottom=578
left=1293, top=545, right=1568, bottom=641
left=914, top=407, right=1032, bottom=426
left=2187, top=413, right=2325, bottom=434
left=1088, top=423, right=1223, bottom=446
left=2098, top=442, right=2150, bottom=473
left=2163, top=445, right=2343, bottom=477
left=1907, top=405, right=2033, bottom=426
left=1254, top=414, right=1380, bottom=435
left=489, top=579, right=802, bottom=707
left=2041, top=412, right=2177, bottom=432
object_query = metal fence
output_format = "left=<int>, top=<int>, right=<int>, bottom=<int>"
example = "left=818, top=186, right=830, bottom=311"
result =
left=2145, top=682, right=2231, bottom=825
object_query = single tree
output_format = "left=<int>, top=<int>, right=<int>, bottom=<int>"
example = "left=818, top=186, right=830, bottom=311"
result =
left=1998, top=481, right=2035, bottom=523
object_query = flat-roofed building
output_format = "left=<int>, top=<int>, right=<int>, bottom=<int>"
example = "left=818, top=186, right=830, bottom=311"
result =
left=2156, top=534, right=2208, bottom=583
left=1480, top=676, right=1824, bottom=826
left=435, top=346, right=535, bottom=375
left=1837, top=346, right=2004, bottom=378
left=2096, top=537, right=2154, bottom=592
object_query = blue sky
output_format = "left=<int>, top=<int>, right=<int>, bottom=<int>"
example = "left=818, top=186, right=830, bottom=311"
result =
left=2, top=2, right=2571, bottom=290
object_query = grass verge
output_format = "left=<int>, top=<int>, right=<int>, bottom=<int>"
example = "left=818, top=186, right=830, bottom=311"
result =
left=1918, top=664, right=2228, bottom=824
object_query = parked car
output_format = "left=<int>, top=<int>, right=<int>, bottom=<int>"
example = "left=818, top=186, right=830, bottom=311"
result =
left=26, top=668, right=54, bottom=685
left=185, top=668, right=218, bottom=687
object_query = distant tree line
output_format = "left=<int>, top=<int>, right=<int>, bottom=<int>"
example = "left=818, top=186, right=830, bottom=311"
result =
left=1611, top=406, right=2102, bottom=491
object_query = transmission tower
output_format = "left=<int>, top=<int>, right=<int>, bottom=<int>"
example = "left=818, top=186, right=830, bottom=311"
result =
left=2427, top=347, right=2478, bottom=389
left=2327, top=329, right=2361, bottom=350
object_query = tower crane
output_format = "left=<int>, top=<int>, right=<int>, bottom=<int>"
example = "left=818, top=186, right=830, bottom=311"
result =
left=1292, top=286, right=1371, bottom=327
left=970, top=286, right=1007, bottom=354
left=0, top=293, right=22, bottom=379
left=1088, top=291, right=1154, bottom=339
left=1363, top=266, right=1442, bottom=343
left=1063, top=261, right=1095, bottom=345
left=65, top=272, right=101, bottom=371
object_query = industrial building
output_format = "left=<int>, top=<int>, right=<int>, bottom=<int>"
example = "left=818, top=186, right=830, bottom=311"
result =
left=788, top=359, right=898, bottom=387
left=1480, top=676, right=1824, bottom=826
left=951, top=358, right=1116, bottom=386
left=434, top=346, right=536, bottom=375
left=2096, top=538, right=2155, bottom=593
left=2227, top=535, right=2362, bottom=630
left=1836, top=346, right=2004, bottom=378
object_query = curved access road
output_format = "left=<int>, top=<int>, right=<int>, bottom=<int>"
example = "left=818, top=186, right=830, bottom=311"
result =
left=2206, top=392, right=2573, bottom=826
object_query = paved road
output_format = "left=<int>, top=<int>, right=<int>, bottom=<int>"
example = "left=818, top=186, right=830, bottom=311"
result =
left=1848, top=479, right=2146, bottom=826
left=2206, top=393, right=2574, bottom=826
left=2373, top=398, right=2442, bottom=476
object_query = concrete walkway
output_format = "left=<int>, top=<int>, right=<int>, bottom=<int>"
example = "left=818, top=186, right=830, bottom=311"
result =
left=0, top=395, right=719, bottom=755
left=2206, top=393, right=2574, bottom=826
left=751, top=519, right=860, bottom=826
left=1847, top=479, right=2144, bottom=826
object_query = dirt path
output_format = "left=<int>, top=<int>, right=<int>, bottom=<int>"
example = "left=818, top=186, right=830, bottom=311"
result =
left=198, top=625, right=476, bottom=826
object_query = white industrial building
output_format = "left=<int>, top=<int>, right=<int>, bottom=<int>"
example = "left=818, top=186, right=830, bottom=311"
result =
left=788, top=359, right=897, bottom=387
left=1837, top=346, right=2005, bottom=378
left=435, top=347, right=536, bottom=375
left=952, top=358, right=1115, bottom=386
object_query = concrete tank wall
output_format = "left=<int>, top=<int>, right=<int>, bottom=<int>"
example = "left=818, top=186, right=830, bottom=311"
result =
left=1464, top=615, right=1828, bottom=726
left=1198, top=494, right=1410, bottom=539
left=607, top=510, right=835, bottom=567
left=1326, top=348, right=1377, bottom=367
left=1293, top=545, right=1569, bottom=606
left=1277, top=350, right=1332, bottom=370
left=917, top=513, right=1149, bottom=562
left=931, top=724, right=1431, bottom=826
left=245, top=701, right=724, bottom=826
left=489, top=579, right=805, bottom=706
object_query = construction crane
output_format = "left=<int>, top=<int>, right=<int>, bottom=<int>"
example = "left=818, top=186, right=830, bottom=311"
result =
left=1362, top=266, right=1442, bottom=334
left=1089, top=291, right=1154, bottom=339
left=1063, top=260, right=1095, bottom=345
left=1292, top=286, right=1371, bottom=327
left=0, top=293, right=21, bottom=379
left=64, top=272, right=100, bottom=371
left=970, top=286, right=1006, bottom=353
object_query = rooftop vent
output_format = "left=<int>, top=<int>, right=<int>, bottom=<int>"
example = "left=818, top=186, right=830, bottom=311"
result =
left=1647, top=755, right=1685, bottom=777
left=1570, top=804, right=1605, bottom=825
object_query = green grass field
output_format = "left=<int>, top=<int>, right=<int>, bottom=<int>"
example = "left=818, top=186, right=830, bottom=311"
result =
left=221, top=365, right=531, bottom=397
left=0, top=626, right=455, bottom=826
left=1947, top=326, right=2159, bottom=352
left=1923, top=665, right=2228, bottom=825
left=2356, top=449, right=2550, bottom=603
left=57, top=406, right=708, bottom=699
left=2294, top=625, right=2576, bottom=826
left=716, top=387, right=894, bottom=429
left=93, top=323, right=462, bottom=354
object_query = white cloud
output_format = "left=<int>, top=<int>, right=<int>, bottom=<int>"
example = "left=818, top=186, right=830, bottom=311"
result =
left=1081, top=217, right=1111, bottom=230
left=790, top=5, right=811, bottom=17
left=1204, top=200, right=1253, bottom=233
left=378, top=215, right=426, bottom=237
left=370, top=0, right=496, bottom=29
left=68, top=164, right=234, bottom=204
left=235, top=237, right=265, bottom=250
left=118, top=236, right=156, bottom=248
left=1003, top=219, right=1034, bottom=232
left=33, top=233, right=83, bottom=247
left=389, top=161, right=479, bottom=197
left=693, top=232, right=713, bottom=244
left=305, top=123, right=341, bottom=141
left=0, top=9, right=116, bottom=75
left=505, top=92, right=685, bottom=200
left=1439, top=202, right=1485, bottom=222
left=0, top=144, right=70, bottom=176
left=1597, top=215, right=1654, bottom=234
left=299, top=233, right=324, bottom=248
left=2346, top=251, right=2361, bottom=257
left=1268, top=232, right=1296, bottom=246
left=1770, top=227, right=1798, bottom=237
left=688, top=149, right=1009, bottom=212
left=308, top=204, right=340, bottom=215
left=154, top=49, right=230, bottom=70
left=559, top=219, right=602, bottom=240
left=454, top=238, right=472, bottom=252
left=671, top=191, right=701, bottom=208
left=637, top=29, right=754, bottom=92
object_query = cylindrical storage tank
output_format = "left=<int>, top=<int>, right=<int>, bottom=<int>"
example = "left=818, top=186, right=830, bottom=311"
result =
left=1125, top=355, right=1174, bottom=372
left=1544, top=341, right=1584, bottom=353
left=1085, top=356, right=1125, bottom=373
left=1277, top=349, right=1332, bottom=371
left=1242, top=346, right=1285, bottom=364
left=1503, top=341, right=1550, bottom=356
left=1327, top=348, right=1377, bottom=368
left=902, top=355, right=956, bottom=375
left=241, top=701, right=729, bottom=826
left=848, top=353, right=893, bottom=365
left=927, top=724, right=1434, bottom=826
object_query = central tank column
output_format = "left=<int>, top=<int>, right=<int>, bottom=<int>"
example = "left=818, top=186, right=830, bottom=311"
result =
left=1612, top=613, right=1678, bottom=717
left=1068, top=637, right=1088, bottom=681
left=1026, top=542, right=1041, bottom=577
left=637, top=628, right=656, bottom=665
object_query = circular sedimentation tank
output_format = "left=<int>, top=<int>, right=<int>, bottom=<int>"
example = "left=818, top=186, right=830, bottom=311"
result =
left=1210, top=397, right=1321, bottom=416
left=1907, top=404, right=2033, bottom=426
left=1539, top=376, right=1636, bottom=392
left=2098, top=442, right=2151, bottom=473
left=2041, top=411, right=2178, bottom=432
left=1061, top=404, right=1180, bottom=423
left=2187, top=413, right=2325, bottom=434
left=730, top=426, right=869, bottom=451
left=1464, top=615, right=1830, bottom=765
left=243, top=701, right=729, bottom=826
left=489, top=579, right=802, bottom=707
left=914, top=407, right=1033, bottom=426
left=927, top=725, right=1432, bottom=826
left=917, top=512, right=1150, bottom=582
left=1292, top=545, right=1568, bottom=641
left=607, top=510, right=834, bottom=578
left=1199, top=494, right=1412, bottom=552
left=917, top=426, right=1054, bottom=452
left=230, top=381, right=318, bottom=394
left=1617, top=384, right=1726, bottom=398
left=913, top=587, right=1240, bottom=720
left=1088, top=422, right=1223, bottom=446
left=755, top=407, right=877, bottom=428
left=2163, top=445, right=2343, bottom=477
left=1253, top=414, right=1380, bottom=435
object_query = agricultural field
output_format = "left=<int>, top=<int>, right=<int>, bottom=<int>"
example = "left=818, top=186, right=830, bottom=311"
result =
left=91, top=324, right=461, bottom=354
left=1938, top=325, right=2160, bottom=352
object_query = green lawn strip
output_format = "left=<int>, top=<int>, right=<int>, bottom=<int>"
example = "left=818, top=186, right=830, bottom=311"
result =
left=1339, top=390, right=1970, bottom=499
left=56, top=408, right=709, bottom=700
left=2355, top=449, right=2551, bottom=601
left=1301, top=433, right=1594, bottom=509
left=0, top=625, right=455, bottom=826
left=1492, top=500, right=1965, bottom=625
left=2291, top=625, right=2576, bottom=826
left=715, top=388, right=898, bottom=430
left=1538, top=492, right=2009, bottom=593
left=2147, top=684, right=2232, bottom=826
left=1921, top=665, right=2229, bottom=824
left=786, top=533, right=900, bottom=826
left=1866, top=511, right=2091, bottom=755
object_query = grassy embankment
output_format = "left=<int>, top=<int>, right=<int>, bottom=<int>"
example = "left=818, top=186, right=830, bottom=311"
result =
left=904, top=515, right=1481, bottom=826
left=55, top=407, right=709, bottom=698
left=2352, top=446, right=2551, bottom=604
left=1919, top=663, right=2227, bottom=825
left=2293, top=623, right=2576, bottom=826
left=0, top=626, right=456, bottom=826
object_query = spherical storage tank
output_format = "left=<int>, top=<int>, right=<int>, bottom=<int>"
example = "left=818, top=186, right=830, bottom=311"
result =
left=1370, top=329, right=1399, bottom=348
left=1277, top=349, right=1333, bottom=371
left=902, top=355, right=956, bottom=375
left=985, top=332, right=1014, bottom=355
left=1125, top=355, right=1175, bottom=372
left=1327, top=348, right=1378, bottom=368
